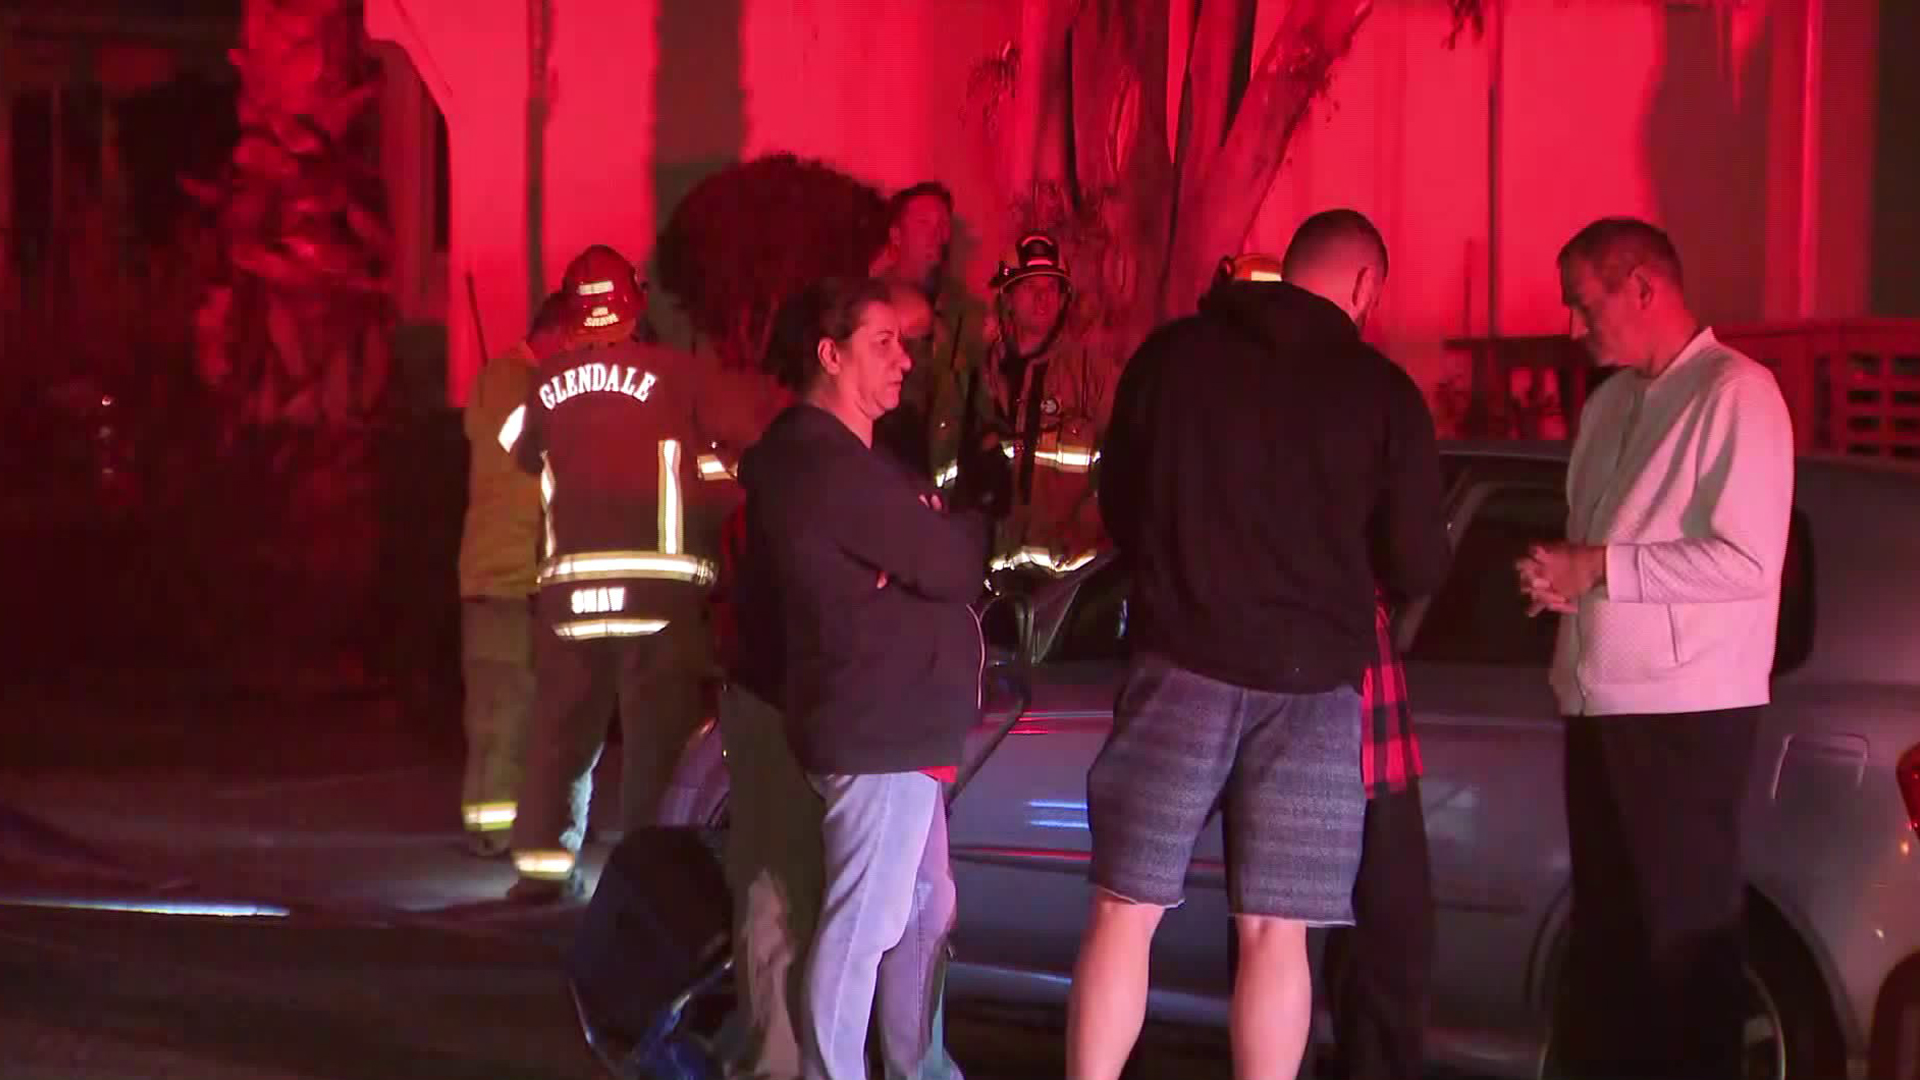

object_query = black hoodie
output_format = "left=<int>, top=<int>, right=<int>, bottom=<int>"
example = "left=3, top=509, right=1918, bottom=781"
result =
left=738, top=404, right=989, bottom=775
left=1099, top=280, right=1450, bottom=693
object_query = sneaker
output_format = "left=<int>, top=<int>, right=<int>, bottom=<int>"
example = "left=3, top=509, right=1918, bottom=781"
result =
left=506, top=871, right=586, bottom=905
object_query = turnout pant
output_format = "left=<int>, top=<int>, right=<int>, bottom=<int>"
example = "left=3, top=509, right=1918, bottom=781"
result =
left=459, top=596, right=536, bottom=842
left=1550, top=708, right=1760, bottom=1080
left=509, top=610, right=706, bottom=879
left=718, top=683, right=822, bottom=1080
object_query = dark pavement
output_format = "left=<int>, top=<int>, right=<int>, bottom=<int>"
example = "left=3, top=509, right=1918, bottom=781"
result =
left=0, top=687, right=1250, bottom=1079
left=0, top=906, right=599, bottom=1080
left=0, top=686, right=1477, bottom=1080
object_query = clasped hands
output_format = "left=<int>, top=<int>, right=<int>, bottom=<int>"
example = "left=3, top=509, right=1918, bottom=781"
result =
left=1515, top=542, right=1606, bottom=617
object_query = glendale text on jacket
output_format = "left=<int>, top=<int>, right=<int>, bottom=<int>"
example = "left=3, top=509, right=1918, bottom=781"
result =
left=538, top=363, right=657, bottom=410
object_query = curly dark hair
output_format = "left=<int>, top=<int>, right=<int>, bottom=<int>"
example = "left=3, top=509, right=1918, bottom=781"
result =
left=763, top=277, right=893, bottom=392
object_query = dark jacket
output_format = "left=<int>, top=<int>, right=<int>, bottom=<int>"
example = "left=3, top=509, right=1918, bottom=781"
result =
left=739, top=404, right=989, bottom=775
left=507, top=338, right=719, bottom=629
left=511, top=339, right=705, bottom=558
left=1099, top=280, right=1450, bottom=693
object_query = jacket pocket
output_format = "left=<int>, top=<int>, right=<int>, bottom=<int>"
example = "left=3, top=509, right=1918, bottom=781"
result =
left=1576, top=599, right=1680, bottom=687
left=1669, top=600, right=1737, bottom=671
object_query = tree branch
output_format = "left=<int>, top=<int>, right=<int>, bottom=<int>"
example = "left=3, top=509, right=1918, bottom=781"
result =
left=1224, top=0, right=1374, bottom=191
left=1160, top=0, right=1374, bottom=316
left=1173, top=0, right=1257, bottom=199
left=1004, top=0, right=1078, bottom=196
left=1068, top=0, right=1176, bottom=351
left=1070, top=0, right=1171, bottom=195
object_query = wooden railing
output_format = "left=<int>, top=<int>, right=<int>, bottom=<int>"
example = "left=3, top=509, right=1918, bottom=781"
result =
left=1720, top=320, right=1920, bottom=458
left=1443, top=319, right=1920, bottom=459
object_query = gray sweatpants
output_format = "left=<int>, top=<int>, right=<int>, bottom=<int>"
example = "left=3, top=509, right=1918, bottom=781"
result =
left=802, top=771, right=961, bottom=1080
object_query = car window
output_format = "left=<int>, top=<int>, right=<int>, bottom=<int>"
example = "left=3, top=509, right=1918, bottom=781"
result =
left=1409, top=484, right=1567, bottom=666
left=1439, top=454, right=1473, bottom=498
left=1049, top=558, right=1131, bottom=664
left=1774, top=509, right=1815, bottom=676
left=980, top=595, right=1025, bottom=653
left=1409, top=484, right=1817, bottom=676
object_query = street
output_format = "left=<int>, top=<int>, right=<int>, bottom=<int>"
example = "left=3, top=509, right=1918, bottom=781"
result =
left=0, top=686, right=1448, bottom=1080
left=0, top=907, right=597, bottom=1080
left=0, top=903, right=1249, bottom=1080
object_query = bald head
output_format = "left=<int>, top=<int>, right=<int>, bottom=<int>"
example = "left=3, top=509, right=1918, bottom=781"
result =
left=1279, top=209, right=1388, bottom=327
left=1282, top=209, right=1387, bottom=279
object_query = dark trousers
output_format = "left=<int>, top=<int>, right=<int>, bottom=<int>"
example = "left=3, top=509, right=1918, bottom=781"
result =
left=511, top=614, right=705, bottom=865
left=1301, top=781, right=1434, bottom=1080
left=1551, top=708, right=1760, bottom=1080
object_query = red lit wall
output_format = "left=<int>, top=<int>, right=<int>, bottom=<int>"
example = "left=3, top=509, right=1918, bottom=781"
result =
left=368, top=0, right=1880, bottom=407
left=1249, top=1, right=1880, bottom=393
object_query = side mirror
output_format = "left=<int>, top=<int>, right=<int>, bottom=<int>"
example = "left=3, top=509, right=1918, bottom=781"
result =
left=979, top=592, right=1034, bottom=665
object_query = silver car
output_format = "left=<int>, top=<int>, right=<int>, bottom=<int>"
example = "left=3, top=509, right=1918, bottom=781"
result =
left=662, top=444, right=1920, bottom=1080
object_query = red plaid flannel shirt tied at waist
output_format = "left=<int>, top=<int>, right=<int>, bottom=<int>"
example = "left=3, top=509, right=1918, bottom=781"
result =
left=1361, top=592, right=1420, bottom=798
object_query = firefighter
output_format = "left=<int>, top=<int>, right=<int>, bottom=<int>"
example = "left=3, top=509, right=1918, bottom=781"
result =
left=941, top=232, right=1118, bottom=575
left=1214, top=251, right=1286, bottom=286
left=496, top=244, right=719, bottom=903
left=455, top=292, right=570, bottom=857
left=871, top=181, right=989, bottom=483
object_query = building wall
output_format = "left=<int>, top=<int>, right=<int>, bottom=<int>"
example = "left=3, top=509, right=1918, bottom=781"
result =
left=1871, top=0, right=1919, bottom=316
left=369, top=0, right=1883, bottom=407
left=1250, top=0, right=1880, bottom=391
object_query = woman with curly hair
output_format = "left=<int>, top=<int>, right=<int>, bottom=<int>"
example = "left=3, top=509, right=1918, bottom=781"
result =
left=724, top=277, right=986, bottom=1080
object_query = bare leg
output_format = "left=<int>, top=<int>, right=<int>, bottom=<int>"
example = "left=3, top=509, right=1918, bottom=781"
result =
left=1065, top=891, right=1166, bottom=1080
left=1230, top=914, right=1312, bottom=1080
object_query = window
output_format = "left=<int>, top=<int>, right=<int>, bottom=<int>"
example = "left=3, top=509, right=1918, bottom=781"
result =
left=1409, top=485, right=1817, bottom=675
left=1409, top=485, right=1567, bottom=666
left=1049, top=558, right=1131, bottom=664
left=1439, top=453, right=1473, bottom=498
left=1774, top=509, right=1815, bottom=676
left=980, top=596, right=1025, bottom=653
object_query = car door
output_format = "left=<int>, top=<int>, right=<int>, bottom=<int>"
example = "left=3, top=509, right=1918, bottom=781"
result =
left=948, top=560, right=1124, bottom=981
left=1399, top=459, right=1573, bottom=1039
left=947, top=559, right=1233, bottom=1001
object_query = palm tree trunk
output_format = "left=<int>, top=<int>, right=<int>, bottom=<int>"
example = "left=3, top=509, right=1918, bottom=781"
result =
left=181, top=0, right=397, bottom=691
left=974, top=0, right=1374, bottom=360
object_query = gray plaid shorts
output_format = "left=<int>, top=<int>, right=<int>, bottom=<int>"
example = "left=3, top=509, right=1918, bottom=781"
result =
left=1086, top=653, right=1365, bottom=923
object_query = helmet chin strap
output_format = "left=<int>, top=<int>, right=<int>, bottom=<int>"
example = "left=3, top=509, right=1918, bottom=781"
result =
left=998, top=291, right=1071, bottom=367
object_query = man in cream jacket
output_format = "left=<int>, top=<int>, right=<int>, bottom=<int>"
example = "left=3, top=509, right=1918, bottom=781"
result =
left=1517, top=218, right=1793, bottom=1080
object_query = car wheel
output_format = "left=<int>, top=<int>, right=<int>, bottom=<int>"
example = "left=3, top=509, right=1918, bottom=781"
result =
left=1745, top=915, right=1846, bottom=1080
left=1537, top=916, right=1845, bottom=1080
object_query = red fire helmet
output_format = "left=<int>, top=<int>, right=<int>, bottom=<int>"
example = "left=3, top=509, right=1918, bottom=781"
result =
left=561, top=245, right=646, bottom=336
left=1215, top=252, right=1285, bottom=285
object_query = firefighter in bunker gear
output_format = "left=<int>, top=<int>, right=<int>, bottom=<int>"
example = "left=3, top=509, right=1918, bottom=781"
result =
left=1214, top=251, right=1286, bottom=286
left=455, top=293, right=570, bottom=857
left=938, top=232, right=1119, bottom=575
left=496, top=245, right=720, bottom=902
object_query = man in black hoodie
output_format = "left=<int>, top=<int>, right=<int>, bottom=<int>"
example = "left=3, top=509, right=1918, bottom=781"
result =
left=1065, top=210, right=1450, bottom=1080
